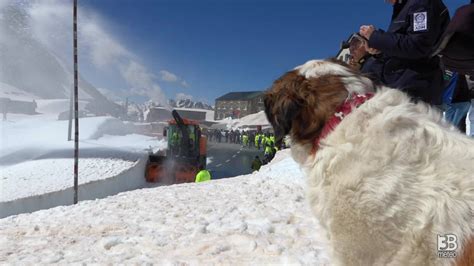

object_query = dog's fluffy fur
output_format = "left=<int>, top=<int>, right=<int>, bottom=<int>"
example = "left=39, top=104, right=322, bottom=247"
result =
left=264, top=60, right=474, bottom=266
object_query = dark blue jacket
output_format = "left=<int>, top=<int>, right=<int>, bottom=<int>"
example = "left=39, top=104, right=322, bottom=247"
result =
left=362, top=0, right=450, bottom=105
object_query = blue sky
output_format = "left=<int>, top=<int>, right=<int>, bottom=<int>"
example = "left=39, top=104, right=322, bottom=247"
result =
left=79, top=0, right=467, bottom=104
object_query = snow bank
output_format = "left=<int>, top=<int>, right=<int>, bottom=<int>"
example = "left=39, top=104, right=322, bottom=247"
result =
left=0, top=149, right=330, bottom=264
left=254, top=149, right=305, bottom=184
left=1, top=158, right=138, bottom=202
left=0, top=132, right=166, bottom=199
left=0, top=116, right=142, bottom=165
left=35, top=99, right=88, bottom=115
left=0, top=112, right=167, bottom=209
left=0, top=156, right=150, bottom=218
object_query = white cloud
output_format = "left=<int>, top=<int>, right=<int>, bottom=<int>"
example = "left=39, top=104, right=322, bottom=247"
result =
left=160, top=70, right=178, bottom=82
left=175, top=93, right=193, bottom=101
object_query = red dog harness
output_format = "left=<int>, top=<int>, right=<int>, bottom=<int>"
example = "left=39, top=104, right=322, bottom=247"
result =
left=312, top=93, right=374, bottom=154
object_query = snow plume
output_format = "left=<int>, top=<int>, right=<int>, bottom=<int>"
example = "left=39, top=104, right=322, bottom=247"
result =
left=121, top=62, right=168, bottom=106
left=160, top=70, right=190, bottom=89
left=0, top=0, right=167, bottom=104
left=160, top=70, right=178, bottom=82
left=0, top=0, right=9, bottom=11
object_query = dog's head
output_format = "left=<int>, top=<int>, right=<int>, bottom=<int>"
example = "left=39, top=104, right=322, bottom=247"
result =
left=264, top=59, right=374, bottom=148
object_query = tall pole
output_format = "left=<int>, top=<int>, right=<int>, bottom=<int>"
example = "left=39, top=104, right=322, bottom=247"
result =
left=73, top=0, right=79, bottom=204
left=68, top=87, right=73, bottom=141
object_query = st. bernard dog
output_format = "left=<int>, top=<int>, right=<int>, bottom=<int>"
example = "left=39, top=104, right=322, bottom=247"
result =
left=264, top=59, right=474, bottom=266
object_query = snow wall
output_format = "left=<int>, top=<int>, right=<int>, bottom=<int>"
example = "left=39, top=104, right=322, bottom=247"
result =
left=0, top=156, right=149, bottom=219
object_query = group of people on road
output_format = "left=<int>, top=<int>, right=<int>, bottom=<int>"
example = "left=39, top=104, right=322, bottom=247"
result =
left=207, top=128, right=285, bottom=171
left=252, top=132, right=287, bottom=171
left=208, top=129, right=252, bottom=145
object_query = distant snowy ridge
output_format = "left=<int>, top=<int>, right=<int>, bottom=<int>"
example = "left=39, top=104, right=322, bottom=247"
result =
left=168, top=98, right=213, bottom=110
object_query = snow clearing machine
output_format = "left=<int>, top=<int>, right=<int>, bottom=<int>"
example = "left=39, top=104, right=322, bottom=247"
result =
left=145, top=110, right=207, bottom=184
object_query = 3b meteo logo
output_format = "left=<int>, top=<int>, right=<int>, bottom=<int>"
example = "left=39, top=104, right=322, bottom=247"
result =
left=437, top=234, right=457, bottom=258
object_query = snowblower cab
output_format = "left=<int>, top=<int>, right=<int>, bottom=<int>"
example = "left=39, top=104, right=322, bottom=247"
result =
left=145, top=110, right=207, bottom=184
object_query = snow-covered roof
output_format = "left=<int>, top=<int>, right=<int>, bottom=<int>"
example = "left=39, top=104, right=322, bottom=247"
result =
left=212, top=111, right=270, bottom=130
left=216, top=91, right=263, bottom=101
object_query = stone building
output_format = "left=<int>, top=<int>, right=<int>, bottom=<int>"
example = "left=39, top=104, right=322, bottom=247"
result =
left=214, top=91, right=264, bottom=120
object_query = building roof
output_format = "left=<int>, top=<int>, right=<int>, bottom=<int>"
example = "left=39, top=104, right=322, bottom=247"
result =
left=215, top=91, right=263, bottom=101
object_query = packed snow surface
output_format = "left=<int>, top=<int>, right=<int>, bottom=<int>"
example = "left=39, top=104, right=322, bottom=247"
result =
left=0, top=150, right=330, bottom=264
left=1, top=158, right=137, bottom=202
left=0, top=114, right=166, bottom=202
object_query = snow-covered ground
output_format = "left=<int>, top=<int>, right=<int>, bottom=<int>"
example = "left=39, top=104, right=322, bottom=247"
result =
left=1, top=158, right=137, bottom=202
left=0, top=110, right=166, bottom=205
left=0, top=86, right=330, bottom=264
left=0, top=149, right=331, bottom=264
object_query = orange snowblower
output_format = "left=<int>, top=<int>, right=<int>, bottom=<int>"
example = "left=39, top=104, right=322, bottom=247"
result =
left=145, top=110, right=207, bottom=184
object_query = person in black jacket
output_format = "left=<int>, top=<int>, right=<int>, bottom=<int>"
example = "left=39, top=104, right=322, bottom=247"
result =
left=359, top=0, right=450, bottom=105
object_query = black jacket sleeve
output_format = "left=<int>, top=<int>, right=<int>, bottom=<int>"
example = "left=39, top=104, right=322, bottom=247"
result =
left=368, top=2, right=445, bottom=59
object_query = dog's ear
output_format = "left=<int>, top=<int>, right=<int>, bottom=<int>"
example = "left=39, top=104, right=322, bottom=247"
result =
left=265, top=69, right=349, bottom=147
left=264, top=91, right=302, bottom=146
left=264, top=71, right=306, bottom=145
left=291, top=75, right=349, bottom=145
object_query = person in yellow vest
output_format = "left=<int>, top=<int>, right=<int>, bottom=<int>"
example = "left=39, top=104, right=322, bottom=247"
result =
left=261, top=134, right=267, bottom=148
left=195, top=164, right=211, bottom=183
left=270, top=134, right=275, bottom=145
left=242, top=133, right=249, bottom=147
left=170, top=131, right=180, bottom=155
left=255, top=134, right=260, bottom=149
left=264, top=141, right=273, bottom=156
left=188, top=127, right=196, bottom=150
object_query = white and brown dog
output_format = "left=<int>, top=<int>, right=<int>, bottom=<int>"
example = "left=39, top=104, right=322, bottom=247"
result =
left=264, top=59, right=474, bottom=266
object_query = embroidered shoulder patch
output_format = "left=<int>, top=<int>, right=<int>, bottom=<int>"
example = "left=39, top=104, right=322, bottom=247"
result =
left=413, top=12, right=428, bottom=32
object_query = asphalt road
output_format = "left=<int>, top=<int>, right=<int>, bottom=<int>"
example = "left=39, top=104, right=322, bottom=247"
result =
left=206, top=141, right=265, bottom=179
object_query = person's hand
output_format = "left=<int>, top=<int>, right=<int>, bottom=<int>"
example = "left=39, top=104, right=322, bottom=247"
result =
left=359, top=26, right=381, bottom=55
left=362, top=40, right=381, bottom=55
left=359, top=25, right=375, bottom=40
